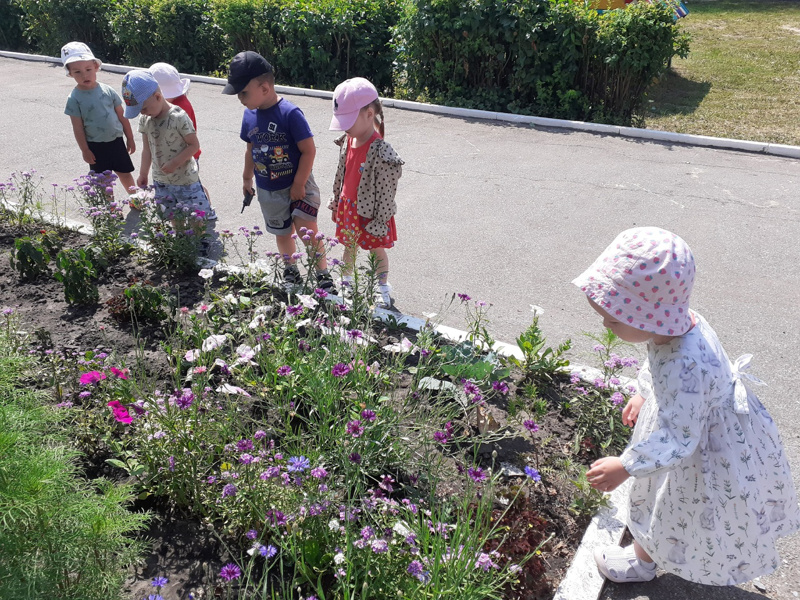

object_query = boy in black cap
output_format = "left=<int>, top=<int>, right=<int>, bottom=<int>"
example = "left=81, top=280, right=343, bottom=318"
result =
left=223, top=51, right=333, bottom=291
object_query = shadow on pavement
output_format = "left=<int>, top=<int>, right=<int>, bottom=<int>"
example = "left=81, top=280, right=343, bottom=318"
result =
left=603, top=573, right=771, bottom=600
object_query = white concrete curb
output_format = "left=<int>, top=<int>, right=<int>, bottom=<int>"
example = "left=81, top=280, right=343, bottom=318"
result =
left=3, top=50, right=798, bottom=160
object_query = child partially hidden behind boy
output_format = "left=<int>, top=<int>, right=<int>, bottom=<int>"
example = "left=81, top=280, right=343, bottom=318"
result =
left=61, top=42, right=136, bottom=195
left=121, top=70, right=211, bottom=219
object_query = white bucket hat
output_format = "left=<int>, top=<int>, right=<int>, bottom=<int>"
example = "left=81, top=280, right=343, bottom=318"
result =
left=61, top=41, right=101, bottom=75
left=149, top=62, right=190, bottom=99
left=572, top=227, right=696, bottom=336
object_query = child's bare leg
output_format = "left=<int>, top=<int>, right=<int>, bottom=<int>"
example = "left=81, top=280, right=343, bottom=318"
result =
left=633, top=540, right=654, bottom=563
left=275, top=233, right=297, bottom=262
left=341, top=244, right=356, bottom=277
left=115, top=171, right=136, bottom=194
left=370, top=248, right=389, bottom=284
left=293, top=216, right=328, bottom=271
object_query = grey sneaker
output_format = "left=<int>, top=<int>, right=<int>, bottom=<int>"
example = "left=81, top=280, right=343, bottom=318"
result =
left=206, top=208, right=217, bottom=221
left=283, top=264, right=302, bottom=286
left=376, top=283, right=396, bottom=310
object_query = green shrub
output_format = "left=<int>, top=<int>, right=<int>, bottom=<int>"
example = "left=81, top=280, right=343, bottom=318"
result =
left=53, top=248, right=99, bottom=305
left=0, top=0, right=24, bottom=50
left=397, top=0, right=689, bottom=123
left=110, top=0, right=226, bottom=72
left=13, top=0, right=120, bottom=60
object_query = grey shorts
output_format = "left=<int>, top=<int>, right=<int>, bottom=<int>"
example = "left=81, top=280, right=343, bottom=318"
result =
left=256, top=173, right=320, bottom=236
left=154, top=180, right=211, bottom=217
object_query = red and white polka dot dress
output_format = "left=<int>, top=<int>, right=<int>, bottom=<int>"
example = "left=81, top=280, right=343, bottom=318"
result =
left=335, top=131, right=397, bottom=250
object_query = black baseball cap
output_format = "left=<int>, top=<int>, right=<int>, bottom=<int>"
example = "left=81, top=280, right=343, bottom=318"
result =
left=222, top=51, right=273, bottom=95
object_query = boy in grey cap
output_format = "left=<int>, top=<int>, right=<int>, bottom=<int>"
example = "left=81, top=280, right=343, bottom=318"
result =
left=61, top=41, right=136, bottom=196
left=122, top=69, right=210, bottom=218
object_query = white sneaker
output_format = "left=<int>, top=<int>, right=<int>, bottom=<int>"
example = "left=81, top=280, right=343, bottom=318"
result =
left=376, top=283, right=395, bottom=310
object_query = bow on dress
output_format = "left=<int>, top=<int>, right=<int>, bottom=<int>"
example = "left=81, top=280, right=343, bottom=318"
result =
left=730, top=354, right=766, bottom=415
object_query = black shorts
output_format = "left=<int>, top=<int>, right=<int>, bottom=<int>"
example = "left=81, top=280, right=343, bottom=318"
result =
left=88, top=138, right=134, bottom=174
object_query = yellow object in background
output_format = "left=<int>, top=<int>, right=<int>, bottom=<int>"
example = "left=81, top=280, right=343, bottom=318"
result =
left=591, top=0, right=628, bottom=9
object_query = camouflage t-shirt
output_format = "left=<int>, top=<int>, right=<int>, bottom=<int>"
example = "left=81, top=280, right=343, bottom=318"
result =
left=138, top=106, right=199, bottom=186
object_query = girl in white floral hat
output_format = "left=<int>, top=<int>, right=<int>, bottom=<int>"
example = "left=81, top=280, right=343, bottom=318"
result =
left=574, top=226, right=799, bottom=586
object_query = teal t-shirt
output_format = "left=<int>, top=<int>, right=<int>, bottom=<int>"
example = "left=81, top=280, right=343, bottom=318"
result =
left=64, top=82, right=124, bottom=143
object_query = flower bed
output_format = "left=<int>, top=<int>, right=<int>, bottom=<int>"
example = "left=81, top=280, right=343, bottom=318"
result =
left=0, top=171, right=641, bottom=600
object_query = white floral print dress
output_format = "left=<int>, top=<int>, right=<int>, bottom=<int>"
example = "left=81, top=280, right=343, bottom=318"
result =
left=620, top=312, right=800, bottom=585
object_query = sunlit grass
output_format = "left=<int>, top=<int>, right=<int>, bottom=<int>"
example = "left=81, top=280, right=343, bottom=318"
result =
left=641, top=0, right=800, bottom=144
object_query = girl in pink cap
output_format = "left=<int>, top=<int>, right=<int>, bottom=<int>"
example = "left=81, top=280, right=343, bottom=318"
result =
left=328, top=77, right=403, bottom=309
left=574, top=227, right=799, bottom=586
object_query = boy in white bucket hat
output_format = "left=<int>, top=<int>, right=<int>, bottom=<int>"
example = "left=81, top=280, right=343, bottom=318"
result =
left=148, top=63, right=215, bottom=219
left=61, top=41, right=137, bottom=197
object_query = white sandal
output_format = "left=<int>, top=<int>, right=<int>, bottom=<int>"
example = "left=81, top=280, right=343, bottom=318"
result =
left=594, top=545, right=656, bottom=583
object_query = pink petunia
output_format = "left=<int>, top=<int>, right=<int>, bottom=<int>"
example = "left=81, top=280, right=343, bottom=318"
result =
left=109, top=367, right=128, bottom=380
left=107, top=400, right=132, bottom=424
left=80, top=371, right=106, bottom=385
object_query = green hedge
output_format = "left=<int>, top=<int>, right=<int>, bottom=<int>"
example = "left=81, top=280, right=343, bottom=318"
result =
left=3, top=0, right=688, bottom=123
left=396, top=0, right=689, bottom=122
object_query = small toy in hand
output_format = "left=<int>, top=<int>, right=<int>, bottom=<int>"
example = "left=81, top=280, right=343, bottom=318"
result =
left=241, top=190, right=254, bottom=214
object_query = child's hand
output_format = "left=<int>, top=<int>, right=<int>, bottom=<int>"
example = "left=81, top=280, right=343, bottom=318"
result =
left=136, top=174, right=149, bottom=188
left=161, top=160, right=177, bottom=174
left=587, top=457, right=630, bottom=493
left=243, top=177, right=254, bottom=198
left=622, top=393, right=646, bottom=427
left=126, top=137, right=136, bottom=155
left=82, top=149, right=96, bottom=165
left=289, top=181, right=306, bottom=201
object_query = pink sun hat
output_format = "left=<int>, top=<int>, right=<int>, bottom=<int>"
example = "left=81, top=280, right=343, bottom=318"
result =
left=329, top=77, right=379, bottom=131
left=572, top=227, right=696, bottom=336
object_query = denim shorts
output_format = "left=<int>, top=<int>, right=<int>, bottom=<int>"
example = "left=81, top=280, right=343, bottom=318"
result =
left=256, top=173, right=320, bottom=236
left=153, top=180, right=211, bottom=218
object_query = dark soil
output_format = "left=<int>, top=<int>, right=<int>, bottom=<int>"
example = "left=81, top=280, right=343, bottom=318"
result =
left=0, top=222, right=591, bottom=600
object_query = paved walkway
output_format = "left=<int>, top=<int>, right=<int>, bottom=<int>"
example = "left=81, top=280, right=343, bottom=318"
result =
left=1, top=56, right=799, bottom=599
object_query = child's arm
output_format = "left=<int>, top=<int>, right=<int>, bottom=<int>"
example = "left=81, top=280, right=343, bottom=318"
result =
left=69, top=116, right=95, bottom=165
left=290, top=137, right=316, bottom=201
left=161, top=132, right=200, bottom=174
left=115, top=105, right=136, bottom=155
left=137, top=133, right=151, bottom=188
left=243, top=142, right=255, bottom=195
left=622, top=393, right=646, bottom=427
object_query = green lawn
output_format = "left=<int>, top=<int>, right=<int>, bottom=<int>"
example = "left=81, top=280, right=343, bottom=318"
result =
left=642, top=0, right=800, bottom=145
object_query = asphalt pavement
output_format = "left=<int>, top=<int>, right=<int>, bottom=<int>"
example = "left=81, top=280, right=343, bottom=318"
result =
left=1, top=55, right=799, bottom=600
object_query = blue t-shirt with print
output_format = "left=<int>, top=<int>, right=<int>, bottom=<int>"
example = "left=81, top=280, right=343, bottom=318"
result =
left=239, top=98, right=313, bottom=191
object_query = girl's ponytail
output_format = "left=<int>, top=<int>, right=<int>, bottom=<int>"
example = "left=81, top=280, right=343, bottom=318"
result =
left=369, top=99, right=385, bottom=138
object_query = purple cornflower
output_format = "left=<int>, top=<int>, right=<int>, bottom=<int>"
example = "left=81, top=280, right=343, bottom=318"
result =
left=151, top=576, right=168, bottom=587
left=360, top=409, right=376, bottom=422
left=246, top=529, right=258, bottom=540
left=287, top=456, right=310, bottom=473
left=525, top=466, right=542, bottom=481
left=222, top=483, right=237, bottom=498
left=310, top=466, right=328, bottom=479
left=331, top=363, right=352, bottom=378
left=463, top=379, right=481, bottom=396
left=349, top=452, right=362, bottom=464
left=298, top=339, right=311, bottom=352
left=286, top=304, right=304, bottom=316
left=175, top=388, right=194, bottom=409
left=219, top=563, right=241, bottom=581
left=277, top=365, right=293, bottom=376
left=570, top=373, right=581, bottom=384
left=457, top=293, right=471, bottom=303
left=433, top=431, right=449, bottom=444
left=239, top=453, right=254, bottom=464
left=253, top=430, right=267, bottom=440
left=261, top=544, right=277, bottom=558
left=407, top=559, right=429, bottom=583
left=265, top=509, right=287, bottom=527
left=346, top=420, right=364, bottom=438
left=492, top=380, right=509, bottom=394
left=347, top=329, right=363, bottom=340
left=468, top=467, right=488, bottom=483
left=371, top=539, right=389, bottom=553
left=611, top=391, right=625, bottom=406
left=475, top=552, right=497, bottom=572
left=237, top=439, right=254, bottom=452
left=361, top=526, right=374, bottom=540
left=313, top=288, right=328, bottom=299
left=523, top=419, right=539, bottom=433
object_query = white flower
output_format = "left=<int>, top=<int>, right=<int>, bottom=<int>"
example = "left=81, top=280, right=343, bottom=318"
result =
left=328, top=519, right=340, bottom=531
left=198, top=268, right=214, bottom=280
left=530, top=304, right=545, bottom=316
left=333, top=552, right=345, bottom=565
left=202, top=334, right=226, bottom=352
left=184, top=349, right=200, bottom=362
left=392, top=521, right=411, bottom=537
left=216, top=384, right=251, bottom=397
left=296, top=294, right=319, bottom=309
left=248, top=314, right=267, bottom=329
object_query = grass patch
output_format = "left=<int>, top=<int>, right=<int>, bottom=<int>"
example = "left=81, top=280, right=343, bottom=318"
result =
left=0, top=351, right=148, bottom=600
left=641, top=0, right=800, bottom=144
